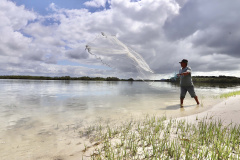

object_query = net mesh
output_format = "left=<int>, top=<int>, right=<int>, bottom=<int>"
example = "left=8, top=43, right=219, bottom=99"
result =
left=85, top=32, right=155, bottom=80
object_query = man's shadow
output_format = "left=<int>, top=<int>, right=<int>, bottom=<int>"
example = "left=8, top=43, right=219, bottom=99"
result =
left=159, top=104, right=197, bottom=110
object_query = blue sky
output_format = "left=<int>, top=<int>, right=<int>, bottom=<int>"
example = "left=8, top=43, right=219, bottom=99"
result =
left=1, top=0, right=240, bottom=79
left=12, top=0, right=110, bottom=15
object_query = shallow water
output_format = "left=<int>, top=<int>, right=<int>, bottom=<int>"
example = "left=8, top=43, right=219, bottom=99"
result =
left=0, top=79, right=239, bottom=159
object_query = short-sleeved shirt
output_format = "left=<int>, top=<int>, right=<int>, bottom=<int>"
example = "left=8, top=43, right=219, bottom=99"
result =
left=179, top=66, right=193, bottom=86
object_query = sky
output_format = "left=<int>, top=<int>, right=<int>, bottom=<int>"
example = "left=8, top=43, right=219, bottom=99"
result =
left=1, top=0, right=240, bottom=79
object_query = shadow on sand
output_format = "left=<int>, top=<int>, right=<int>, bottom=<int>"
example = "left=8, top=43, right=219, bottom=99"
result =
left=160, top=104, right=197, bottom=110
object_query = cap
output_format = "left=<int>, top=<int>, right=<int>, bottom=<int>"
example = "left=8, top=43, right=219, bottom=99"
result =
left=179, top=59, right=188, bottom=63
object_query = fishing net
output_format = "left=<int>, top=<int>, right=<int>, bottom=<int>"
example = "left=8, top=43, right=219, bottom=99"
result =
left=85, top=32, right=155, bottom=81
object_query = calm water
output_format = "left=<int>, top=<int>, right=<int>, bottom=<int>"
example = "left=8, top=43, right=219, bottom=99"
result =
left=0, top=79, right=239, bottom=159
left=1, top=79, right=240, bottom=129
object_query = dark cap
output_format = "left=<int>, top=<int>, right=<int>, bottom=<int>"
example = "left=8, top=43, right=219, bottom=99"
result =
left=179, top=59, right=188, bottom=63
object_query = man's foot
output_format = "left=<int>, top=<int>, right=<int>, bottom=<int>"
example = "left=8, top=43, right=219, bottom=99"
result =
left=180, top=104, right=183, bottom=108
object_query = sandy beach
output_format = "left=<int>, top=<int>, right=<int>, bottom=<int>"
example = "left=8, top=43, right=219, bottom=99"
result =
left=177, top=95, right=240, bottom=126
left=68, top=95, right=240, bottom=160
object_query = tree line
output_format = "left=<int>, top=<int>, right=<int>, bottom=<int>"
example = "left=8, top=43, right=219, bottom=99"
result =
left=168, top=75, right=240, bottom=83
left=0, top=75, right=134, bottom=81
left=192, top=76, right=240, bottom=83
left=1, top=75, right=240, bottom=83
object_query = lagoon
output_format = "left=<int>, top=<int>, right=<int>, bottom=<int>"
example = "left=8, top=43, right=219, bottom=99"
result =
left=0, top=79, right=239, bottom=159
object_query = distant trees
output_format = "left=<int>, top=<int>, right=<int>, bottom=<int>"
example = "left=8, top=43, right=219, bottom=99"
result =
left=106, top=77, right=120, bottom=81
left=127, top=78, right=134, bottom=81
left=168, top=75, right=240, bottom=83
left=0, top=75, right=53, bottom=80
left=0, top=75, right=134, bottom=81
left=192, top=76, right=240, bottom=83
left=1, top=75, right=240, bottom=83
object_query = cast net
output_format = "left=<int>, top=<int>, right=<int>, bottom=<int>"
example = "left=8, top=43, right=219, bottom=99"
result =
left=85, top=32, right=155, bottom=81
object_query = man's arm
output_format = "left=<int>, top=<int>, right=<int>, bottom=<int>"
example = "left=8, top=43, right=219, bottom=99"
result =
left=178, top=72, right=190, bottom=76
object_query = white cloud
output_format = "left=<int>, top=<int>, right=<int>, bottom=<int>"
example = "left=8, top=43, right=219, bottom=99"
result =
left=0, top=0, right=36, bottom=30
left=84, top=0, right=109, bottom=8
left=0, top=0, right=36, bottom=57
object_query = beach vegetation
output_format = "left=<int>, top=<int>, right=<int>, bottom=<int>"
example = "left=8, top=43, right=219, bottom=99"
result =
left=79, top=115, right=240, bottom=159
left=220, top=90, right=240, bottom=98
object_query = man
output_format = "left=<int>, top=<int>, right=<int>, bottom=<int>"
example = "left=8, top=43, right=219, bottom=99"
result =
left=177, top=59, right=199, bottom=107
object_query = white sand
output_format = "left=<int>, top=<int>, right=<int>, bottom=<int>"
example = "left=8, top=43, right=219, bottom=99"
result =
left=177, top=95, right=240, bottom=125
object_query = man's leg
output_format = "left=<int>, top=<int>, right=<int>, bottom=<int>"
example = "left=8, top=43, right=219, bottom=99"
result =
left=194, top=96, right=200, bottom=105
left=188, top=86, right=200, bottom=105
left=180, top=87, right=187, bottom=107
left=180, top=98, right=184, bottom=107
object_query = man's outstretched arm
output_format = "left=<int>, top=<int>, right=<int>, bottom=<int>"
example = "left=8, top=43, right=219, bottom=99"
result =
left=177, top=72, right=190, bottom=76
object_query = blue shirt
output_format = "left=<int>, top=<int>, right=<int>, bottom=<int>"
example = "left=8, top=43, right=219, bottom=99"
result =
left=179, top=66, right=193, bottom=86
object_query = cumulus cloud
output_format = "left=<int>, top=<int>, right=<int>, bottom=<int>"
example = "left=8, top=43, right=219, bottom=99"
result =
left=0, top=0, right=36, bottom=30
left=0, top=0, right=36, bottom=56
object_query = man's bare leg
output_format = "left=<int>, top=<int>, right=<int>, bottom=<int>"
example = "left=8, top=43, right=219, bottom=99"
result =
left=180, top=98, right=184, bottom=107
left=194, top=96, right=200, bottom=105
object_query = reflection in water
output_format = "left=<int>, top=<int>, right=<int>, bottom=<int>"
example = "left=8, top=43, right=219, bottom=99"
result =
left=0, top=79, right=240, bottom=159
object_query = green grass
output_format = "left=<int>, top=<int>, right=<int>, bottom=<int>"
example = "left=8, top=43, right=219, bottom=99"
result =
left=79, top=115, right=240, bottom=159
left=220, top=90, right=240, bottom=98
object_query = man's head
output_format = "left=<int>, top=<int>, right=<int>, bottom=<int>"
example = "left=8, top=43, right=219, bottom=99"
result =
left=179, top=59, right=188, bottom=68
